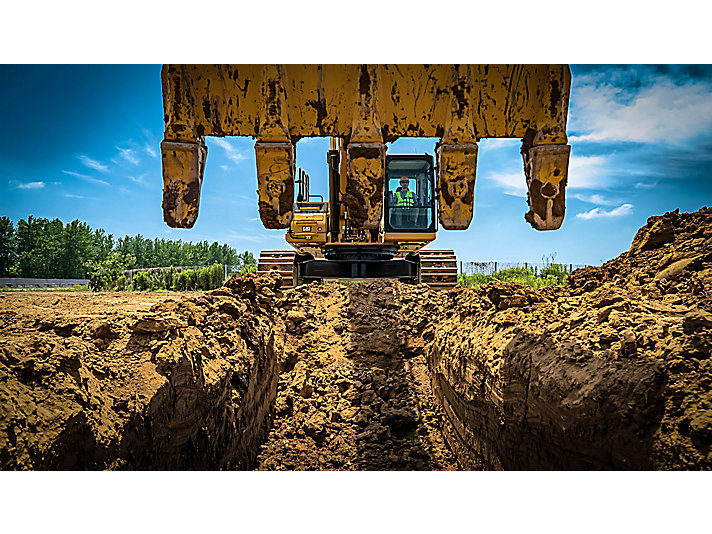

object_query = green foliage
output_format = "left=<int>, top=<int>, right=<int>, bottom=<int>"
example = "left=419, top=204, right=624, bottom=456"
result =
left=115, top=275, right=127, bottom=291
left=115, top=235, right=239, bottom=269
left=132, top=271, right=149, bottom=291
left=126, top=264, right=225, bottom=292
left=240, top=264, right=257, bottom=274
left=0, top=216, right=250, bottom=292
left=458, top=267, right=563, bottom=290
left=540, top=263, right=568, bottom=284
left=237, top=251, right=257, bottom=274
left=0, top=216, right=15, bottom=277
left=10, top=216, right=114, bottom=278
left=84, top=251, right=136, bottom=291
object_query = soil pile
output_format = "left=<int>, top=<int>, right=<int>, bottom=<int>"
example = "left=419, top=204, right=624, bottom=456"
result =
left=421, top=207, right=712, bottom=469
left=0, top=274, right=283, bottom=469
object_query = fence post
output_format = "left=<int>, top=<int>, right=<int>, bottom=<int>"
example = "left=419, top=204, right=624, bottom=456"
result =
left=459, top=261, right=462, bottom=275
left=525, top=262, right=528, bottom=270
left=570, top=263, right=573, bottom=273
left=224, top=264, right=227, bottom=281
left=494, top=261, right=497, bottom=273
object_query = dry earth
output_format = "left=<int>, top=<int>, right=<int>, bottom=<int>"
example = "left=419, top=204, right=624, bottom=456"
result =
left=1, top=207, right=711, bottom=470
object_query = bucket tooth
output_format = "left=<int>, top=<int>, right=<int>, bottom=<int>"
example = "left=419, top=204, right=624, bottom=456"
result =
left=161, top=138, right=207, bottom=228
left=255, top=141, right=295, bottom=229
left=436, top=142, right=478, bottom=230
left=344, top=142, right=385, bottom=229
left=523, top=144, right=571, bottom=230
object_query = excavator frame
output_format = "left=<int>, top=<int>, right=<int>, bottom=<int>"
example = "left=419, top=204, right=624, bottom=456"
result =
left=261, top=141, right=456, bottom=288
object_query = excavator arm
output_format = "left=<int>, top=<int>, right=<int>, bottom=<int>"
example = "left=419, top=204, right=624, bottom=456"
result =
left=161, top=64, right=571, bottom=233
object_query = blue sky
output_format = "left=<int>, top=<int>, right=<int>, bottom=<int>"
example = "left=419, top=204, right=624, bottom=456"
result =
left=1, top=64, right=711, bottom=265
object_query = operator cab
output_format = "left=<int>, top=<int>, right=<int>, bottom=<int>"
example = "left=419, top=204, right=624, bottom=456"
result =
left=384, top=154, right=436, bottom=232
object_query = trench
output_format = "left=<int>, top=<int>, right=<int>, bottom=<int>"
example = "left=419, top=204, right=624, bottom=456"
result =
left=254, top=281, right=457, bottom=470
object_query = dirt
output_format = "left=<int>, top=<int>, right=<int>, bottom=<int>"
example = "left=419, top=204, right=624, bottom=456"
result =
left=0, top=279, right=283, bottom=469
left=255, top=282, right=456, bottom=470
left=420, top=207, right=712, bottom=469
left=1, top=206, right=711, bottom=470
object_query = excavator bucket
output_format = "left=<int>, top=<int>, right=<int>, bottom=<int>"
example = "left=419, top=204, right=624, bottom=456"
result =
left=161, top=64, right=571, bottom=231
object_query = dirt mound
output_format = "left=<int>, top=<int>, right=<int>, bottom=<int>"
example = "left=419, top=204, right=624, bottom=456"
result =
left=424, top=206, right=712, bottom=469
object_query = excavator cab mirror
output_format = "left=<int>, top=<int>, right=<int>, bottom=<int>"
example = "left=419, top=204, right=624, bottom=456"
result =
left=384, top=154, right=436, bottom=232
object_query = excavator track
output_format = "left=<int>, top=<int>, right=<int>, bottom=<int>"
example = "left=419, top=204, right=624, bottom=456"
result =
left=419, top=249, right=458, bottom=290
left=257, top=250, right=296, bottom=289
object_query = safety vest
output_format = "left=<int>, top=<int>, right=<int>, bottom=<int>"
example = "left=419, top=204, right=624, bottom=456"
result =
left=395, top=190, right=414, bottom=207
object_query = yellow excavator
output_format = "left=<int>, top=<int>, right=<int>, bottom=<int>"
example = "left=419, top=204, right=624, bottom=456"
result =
left=160, top=65, right=572, bottom=289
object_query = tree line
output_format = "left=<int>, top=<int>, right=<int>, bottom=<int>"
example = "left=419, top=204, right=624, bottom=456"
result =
left=0, top=216, right=255, bottom=279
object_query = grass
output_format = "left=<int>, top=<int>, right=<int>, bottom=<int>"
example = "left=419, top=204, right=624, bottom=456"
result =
left=457, top=267, right=566, bottom=290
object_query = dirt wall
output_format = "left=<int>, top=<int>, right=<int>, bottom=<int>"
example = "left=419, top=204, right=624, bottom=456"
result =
left=0, top=274, right=283, bottom=470
left=419, top=207, right=712, bottom=469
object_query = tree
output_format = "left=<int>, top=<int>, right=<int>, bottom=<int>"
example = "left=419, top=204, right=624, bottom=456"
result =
left=84, top=251, right=136, bottom=291
left=0, top=217, right=15, bottom=276
left=238, top=251, right=257, bottom=274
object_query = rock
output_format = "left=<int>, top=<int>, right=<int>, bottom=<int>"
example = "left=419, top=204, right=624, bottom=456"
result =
left=93, top=321, right=119, bottom=339
left=619, top=329, right=638, bottom=357
left=683, top=310, right=712, bottom=335
left=335, top=378, right=352, bottom=392
left=303, top=412, right=327, bottom=439
left=655, top=256, right=698, bottom=281
left=340, top=406, right=360, bottom=421
left=287, top=309, right=307, bottom=323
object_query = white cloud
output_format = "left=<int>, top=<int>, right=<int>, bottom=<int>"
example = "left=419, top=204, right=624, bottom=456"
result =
left=569, top=73, right=712, bottom=145
left=116, top=147, right=140, bottom=165
left=488, top=172, right=527, bottom=197
left=64, top=193, right=87, bottom=199
left=211, top=137, right=248, bottom=164
left=296, top=137, right=328, bottom=146
left=633, top=180, right=658, bottom=190
left=144, top=144, right=158, bottom=158
left=576, top=203, right=633, bottom=220
left=63, top=170, right=110, bottom=186
left=572, top=193, right=619, bottom=206
left=567, top=155, right=608, bottom=189
left=220, top=164, right=229, bottom=172
left=478, top=138, right=520, bottom=150
left=17, top=181, right=45, bottom=189
left=127, top=174, right=147, bottom=184
left=78, top=155, right=109, bottom=172
left=486, top=154, right=609, bottom=196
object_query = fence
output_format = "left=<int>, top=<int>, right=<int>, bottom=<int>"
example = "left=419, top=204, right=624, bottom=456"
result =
left=459, top=261, right=592, bottom=277
left=0, top=278, right=89, bottom=288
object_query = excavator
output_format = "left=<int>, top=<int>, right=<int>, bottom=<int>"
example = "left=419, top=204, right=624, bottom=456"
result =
left=160, top=65, right=572, bottom=289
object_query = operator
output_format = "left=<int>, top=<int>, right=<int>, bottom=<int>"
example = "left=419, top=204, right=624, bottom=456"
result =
left=394, top=177, right=414, bottom=208
left=392, top=177, right=415, bottom=228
